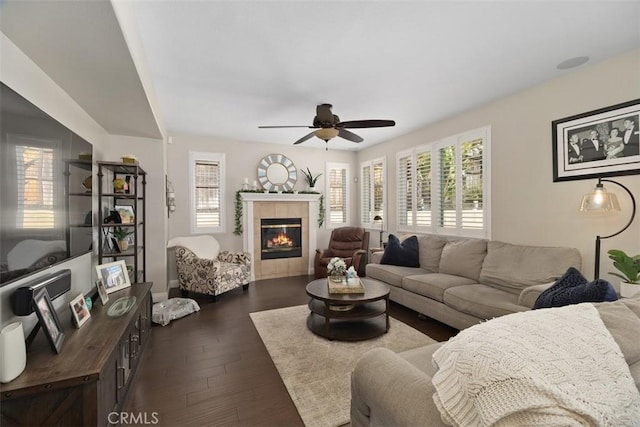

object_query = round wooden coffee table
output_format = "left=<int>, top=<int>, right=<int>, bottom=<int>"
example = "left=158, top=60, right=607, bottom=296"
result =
left=305, top=278, right=390, bottom=341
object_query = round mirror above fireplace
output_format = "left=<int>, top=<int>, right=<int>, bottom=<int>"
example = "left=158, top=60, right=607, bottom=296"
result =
left=257, top=154, right=297, bottom=192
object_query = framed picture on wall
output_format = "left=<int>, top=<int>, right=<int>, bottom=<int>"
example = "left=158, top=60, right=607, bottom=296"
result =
left=552, top=99, right=640, bottom=182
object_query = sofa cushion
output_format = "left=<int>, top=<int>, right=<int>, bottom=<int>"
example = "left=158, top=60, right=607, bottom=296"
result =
left=595, top=298, right=640, bottom=367
left=443, top=284, right=528, bottom=319
left=380, top=234, right=419, bottom=267
left=438, top=239, right=487, bottom=281
left=416, top=235, right=447, bottom=273
left=365, top=263, right=428, bottom=288
left=534, top=267, right=616, bottom=309
left=398, top=343, right=443, bottom=377
left=402, top=274, right=478, bottom=303
left=479, top=241, right=582, bottom=295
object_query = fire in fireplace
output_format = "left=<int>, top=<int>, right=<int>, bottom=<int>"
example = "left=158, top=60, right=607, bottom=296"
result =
left=261, top=218, right=302, bottom=260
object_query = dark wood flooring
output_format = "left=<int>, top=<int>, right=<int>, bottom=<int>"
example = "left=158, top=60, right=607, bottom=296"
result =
left=124, top=275, right=458, bottom=426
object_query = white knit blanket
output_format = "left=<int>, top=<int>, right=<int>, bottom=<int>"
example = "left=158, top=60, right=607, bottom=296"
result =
left=432, top=303, right=640, bottom=426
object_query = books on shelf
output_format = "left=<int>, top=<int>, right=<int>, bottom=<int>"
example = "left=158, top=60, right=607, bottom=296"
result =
left=327, top=277, right=365, bottom=294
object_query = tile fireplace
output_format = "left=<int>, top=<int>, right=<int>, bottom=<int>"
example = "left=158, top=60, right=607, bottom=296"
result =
left=260, top=218, right=302, bottom=260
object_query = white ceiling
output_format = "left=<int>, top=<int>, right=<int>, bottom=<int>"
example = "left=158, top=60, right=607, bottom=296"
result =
left=3, top=1, right=640, bottom=151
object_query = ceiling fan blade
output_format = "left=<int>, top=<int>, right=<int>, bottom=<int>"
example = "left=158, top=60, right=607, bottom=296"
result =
left=338, top=119, right=396, bottom=129
left=258, top=125, right=314, bottom=128
left=293, top=131, right=316, bottom=145
left=338, top=129, right=363, bottom=143
left=316, top=104, right=334, bottom=124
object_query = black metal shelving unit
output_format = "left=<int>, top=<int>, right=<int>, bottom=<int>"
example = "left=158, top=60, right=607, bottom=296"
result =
left=97, top=161, right=146, bottom=283
left=64, top=159, right=93, bottom=258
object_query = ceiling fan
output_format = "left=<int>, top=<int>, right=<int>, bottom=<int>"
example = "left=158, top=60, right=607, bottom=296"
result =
left=259, top=103, right=395, bottom=147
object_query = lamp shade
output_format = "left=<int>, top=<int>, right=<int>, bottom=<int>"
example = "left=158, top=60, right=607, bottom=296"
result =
left=580, top=183, right=620, bottom=212
left=314, top=128, right=339, bottom=141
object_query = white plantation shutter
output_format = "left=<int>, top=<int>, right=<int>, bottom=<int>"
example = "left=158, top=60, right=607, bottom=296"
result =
left=461, top=137, right=484, bottom=230
left=326, top=162, right=349, bottom=227
left=397, top=152, right=412, bottom=227
left=416, top=149, right=432, bottom=227
left=361, top=164, right=372, bottom=224
left=14, top=137, right=57, bottom=229
left=396, top=127, right=490, bottom=238
left=437, top=144, right=457, bottom=229
left=361, top=158, right=385, bottom=228
left=190, top=152, right=225, bottom=233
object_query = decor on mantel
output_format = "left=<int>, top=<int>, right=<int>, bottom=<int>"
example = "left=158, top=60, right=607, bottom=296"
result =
left=301, top=167, right=322, bottom=191
left=233, top=190, right=323, bottom=235
left=580, top=177, right=636, bottom=280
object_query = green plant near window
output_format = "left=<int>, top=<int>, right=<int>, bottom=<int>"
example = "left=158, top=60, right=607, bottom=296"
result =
left=112, top=227, right=133, bottom=240
left=607, top=249, right=640, bottom=284
left=301, top=168, right=322, bottom=187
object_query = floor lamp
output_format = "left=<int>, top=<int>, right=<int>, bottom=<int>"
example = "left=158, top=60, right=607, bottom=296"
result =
left=373, top=215, right=384, bottom=247
left=580, top=177, right=637, bottom=280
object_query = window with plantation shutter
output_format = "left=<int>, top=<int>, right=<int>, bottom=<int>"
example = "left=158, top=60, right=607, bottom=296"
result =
left=325, top=162, right=349, bottom=227
left=361, top=157, right=385, bottom=229
left=396, top=127, right=490, bottom=238
left=189, top=152, right=225, bottom=233
left=12, top=135, right=58, bottom=229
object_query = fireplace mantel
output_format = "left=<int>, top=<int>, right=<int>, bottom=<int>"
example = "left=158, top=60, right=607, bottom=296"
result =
left=241, top=192, right=321, bottom=280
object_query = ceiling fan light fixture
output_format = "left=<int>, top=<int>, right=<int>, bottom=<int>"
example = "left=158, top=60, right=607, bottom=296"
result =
left=314, top=128, right=339, bottom=141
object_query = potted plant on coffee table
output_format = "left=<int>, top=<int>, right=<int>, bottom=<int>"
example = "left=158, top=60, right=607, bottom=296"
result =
left=112, top=227, right=133, bottom=252
left=607, top=249, right=640, bottom=297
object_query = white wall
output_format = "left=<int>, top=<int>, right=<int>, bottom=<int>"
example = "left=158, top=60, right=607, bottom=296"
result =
left=165, top=135, right=359, bottom=284
left=0, top=34, right=108, bottom=328
left=357, top=50, right=640, bottom=285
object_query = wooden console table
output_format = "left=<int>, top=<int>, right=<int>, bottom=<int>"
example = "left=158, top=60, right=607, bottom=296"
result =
left=0, top=282, right=152, bottom=426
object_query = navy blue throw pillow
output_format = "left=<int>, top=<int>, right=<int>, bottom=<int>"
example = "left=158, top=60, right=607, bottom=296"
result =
left=534, top=267, right=617, bottom=309
left=380, top=234, right=419, bottom=268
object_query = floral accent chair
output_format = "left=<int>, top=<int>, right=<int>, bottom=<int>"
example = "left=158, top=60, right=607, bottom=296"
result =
left=168, top=235, right=251, bottom=301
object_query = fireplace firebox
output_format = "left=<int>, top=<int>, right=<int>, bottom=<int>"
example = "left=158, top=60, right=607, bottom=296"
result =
left=261, top=218, right=302, bottom=260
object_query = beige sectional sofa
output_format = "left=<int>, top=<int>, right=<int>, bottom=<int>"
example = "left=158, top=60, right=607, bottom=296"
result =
left=366, top=234, right=582, bottom=330
left=351, top=296, right=640, bottom=426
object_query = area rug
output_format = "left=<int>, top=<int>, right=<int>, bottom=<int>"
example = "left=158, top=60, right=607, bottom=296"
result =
left=250, top=305, right=437, bottom=427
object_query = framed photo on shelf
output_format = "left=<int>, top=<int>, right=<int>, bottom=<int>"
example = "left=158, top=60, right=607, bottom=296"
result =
left=552, top=99, right=640, bottom=182
left=96, top=260, right=131, bottom=294
left=115, top=205, right=135, bottom=224
left=96, top=279, right=109, bottom=305
left=69, top=293, right=91, bottom=328
left=32, top=288, right=65, bottom=354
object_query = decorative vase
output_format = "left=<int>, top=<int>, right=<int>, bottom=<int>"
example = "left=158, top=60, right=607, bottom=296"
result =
left=118, top=239, right=129, bottom=252
left=329, top=272, right=344, bottom=283
left=0, top=322, right=27, bottom=383
left=620, top=282, right=640, bottom=298
left=308, top=186, right=316, bottom=192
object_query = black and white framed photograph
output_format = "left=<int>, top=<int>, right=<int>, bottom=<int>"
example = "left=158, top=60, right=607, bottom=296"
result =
left=69, top=293, right=91, bottom=328
left=96, top=260, right=131, bottom=294
left=32, top=288, right=65, bottom=354
left=552, top=99, right=640, bottom=182
left=96, top=279, right=109, bottom=305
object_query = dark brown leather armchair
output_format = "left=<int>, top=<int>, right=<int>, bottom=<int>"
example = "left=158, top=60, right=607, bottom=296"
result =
left=314, top=227, right=370, bottom=278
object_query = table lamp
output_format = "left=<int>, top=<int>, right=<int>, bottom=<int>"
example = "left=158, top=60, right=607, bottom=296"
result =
left=373, top=215, right=384, bottom=247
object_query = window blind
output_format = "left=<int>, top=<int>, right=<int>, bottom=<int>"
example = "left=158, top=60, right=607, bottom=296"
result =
left=194, top=160, right=221, bottom=229
left=327, top=164, right=348, bottom=225
left=16, top=145, right=54, bottom=229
